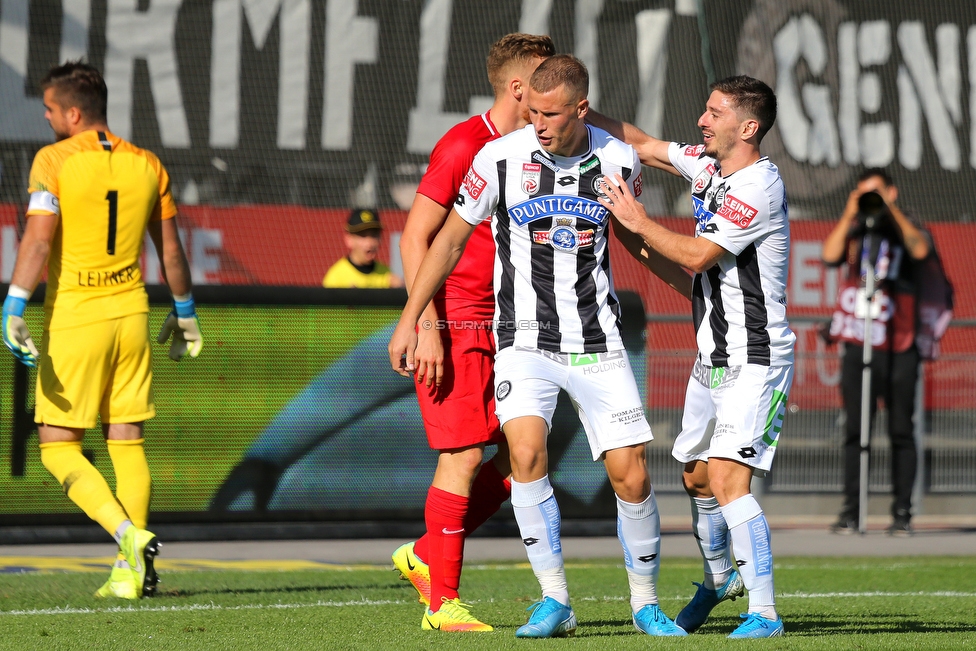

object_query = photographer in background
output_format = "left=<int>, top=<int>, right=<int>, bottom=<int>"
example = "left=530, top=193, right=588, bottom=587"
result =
left=822, top=168, right=930, bottom=537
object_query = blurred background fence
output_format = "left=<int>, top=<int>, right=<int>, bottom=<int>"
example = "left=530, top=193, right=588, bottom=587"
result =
left=0, top=0, right=974, bottom=533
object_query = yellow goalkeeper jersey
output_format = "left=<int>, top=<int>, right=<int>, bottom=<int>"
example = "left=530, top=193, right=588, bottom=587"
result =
left=26, top=130, right=176, bottom=331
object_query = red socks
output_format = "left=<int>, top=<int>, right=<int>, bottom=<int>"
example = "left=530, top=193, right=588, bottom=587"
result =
left=463, top=460, right=512, bottom=533
left=416, top=462, right=513, bottom=612
left=424, top=487, right=468, bottom=611
left=413, top=461, right=512, bottom=563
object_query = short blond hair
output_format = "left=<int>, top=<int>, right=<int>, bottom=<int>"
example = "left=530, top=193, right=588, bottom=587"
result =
left=486, top=33, right=555, bottom=95
left=529, top=54, right=588, bottom=103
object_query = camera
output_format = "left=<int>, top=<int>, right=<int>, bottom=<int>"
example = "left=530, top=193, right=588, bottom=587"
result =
left=856, top=190, right=889, bottom=233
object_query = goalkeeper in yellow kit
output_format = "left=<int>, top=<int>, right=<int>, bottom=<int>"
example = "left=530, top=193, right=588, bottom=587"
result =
left=1, top=61, right=202, bottom=599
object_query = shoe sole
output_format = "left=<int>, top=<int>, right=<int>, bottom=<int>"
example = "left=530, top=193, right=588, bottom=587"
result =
left=141, top=538, right=161, bottom=598
left=515, top=627, right=576, bottom=638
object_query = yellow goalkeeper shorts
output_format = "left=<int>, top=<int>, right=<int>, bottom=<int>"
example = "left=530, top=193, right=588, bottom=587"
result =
left=35, top=312, right=155, bottom=428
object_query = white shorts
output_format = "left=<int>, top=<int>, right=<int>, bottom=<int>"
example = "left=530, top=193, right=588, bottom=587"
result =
left=672, top=359, right=794, bottom=474
left=493, top=346, right=653, bottom=461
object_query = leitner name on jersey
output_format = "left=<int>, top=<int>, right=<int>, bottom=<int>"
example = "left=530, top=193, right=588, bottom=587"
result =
left=455, top=124, right=642, bottom=354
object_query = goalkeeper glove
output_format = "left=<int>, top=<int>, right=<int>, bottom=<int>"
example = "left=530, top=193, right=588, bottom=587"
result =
left=2, top=286, right=38, bottom=367
left=157, top=293, right=203, bottom=361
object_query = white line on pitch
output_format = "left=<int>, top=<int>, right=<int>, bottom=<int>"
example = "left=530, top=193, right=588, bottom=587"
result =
left=1, top=591, right=974, bottom=617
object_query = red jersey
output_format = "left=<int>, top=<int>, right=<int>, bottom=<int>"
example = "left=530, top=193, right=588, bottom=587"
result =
left=416, top=112, right=498, bottom=322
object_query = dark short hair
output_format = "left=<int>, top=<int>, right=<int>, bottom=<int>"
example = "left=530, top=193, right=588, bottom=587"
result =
left=40, top=61, right=107, bottom=123
left=710, top=75, right=777, bottom=142
left=486, top=33, right=555, bottom=95
left=529, top=54, right=588, bottom=104
left=858, top=167, right=894, bottom=187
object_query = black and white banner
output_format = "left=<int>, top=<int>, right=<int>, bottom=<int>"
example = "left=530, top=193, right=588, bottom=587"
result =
left=0, top=0, right=973, bottom=219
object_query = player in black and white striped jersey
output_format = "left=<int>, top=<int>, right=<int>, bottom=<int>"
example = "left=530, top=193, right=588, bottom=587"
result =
left=594, top=76, right=793, bottom=640
left=478, top=125, right=637, bottom=353
left=390, top=55, right=686, bottom=639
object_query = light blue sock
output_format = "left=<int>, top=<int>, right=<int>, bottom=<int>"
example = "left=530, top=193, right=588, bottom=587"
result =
left=616, top=491, right=660, bottom=612
left=721, top=494, right=776, bottom=618
left=691, top=495, right=734, bottom=589
left=512, top=475, right=569, bottom=605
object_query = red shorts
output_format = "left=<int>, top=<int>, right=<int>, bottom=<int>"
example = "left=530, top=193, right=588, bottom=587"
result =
left=414, top=326, right=503, bottom=451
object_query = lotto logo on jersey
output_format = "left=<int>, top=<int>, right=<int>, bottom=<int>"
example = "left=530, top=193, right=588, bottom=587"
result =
left=521, top=163, right=541, bottom=195
left=684, top=144, right=705, bottom=157
left=633, top=172, right=643, bottom=198
left=463, top=167, right=487, bottom=200
left=717, top=194, right=758, bottom=228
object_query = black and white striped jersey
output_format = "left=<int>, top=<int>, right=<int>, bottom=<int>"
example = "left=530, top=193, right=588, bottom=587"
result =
left=669, top=142, right=796, bottom=367
left=455, top=124, right=641, bottom=353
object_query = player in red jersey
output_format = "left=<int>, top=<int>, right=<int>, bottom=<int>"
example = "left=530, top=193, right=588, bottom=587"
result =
left=391, top=33, right=554, bottom=632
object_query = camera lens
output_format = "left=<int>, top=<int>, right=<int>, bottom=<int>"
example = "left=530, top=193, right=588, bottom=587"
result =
left=857, top=190, right=885, bottom=217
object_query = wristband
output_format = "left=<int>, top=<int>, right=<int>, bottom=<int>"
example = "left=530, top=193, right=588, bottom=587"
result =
left=4, top=285, right=31, bottom=318
left=172, top=293, right=196, bottom=318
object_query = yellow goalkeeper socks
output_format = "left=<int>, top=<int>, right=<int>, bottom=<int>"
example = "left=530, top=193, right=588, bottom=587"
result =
left=107, top=438, right=151, bottom=530
left=40, top=441, right=129, bottom=537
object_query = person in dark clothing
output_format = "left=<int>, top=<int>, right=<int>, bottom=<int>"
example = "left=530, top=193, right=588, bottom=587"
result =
left=821, top=168, right=930, bottom=537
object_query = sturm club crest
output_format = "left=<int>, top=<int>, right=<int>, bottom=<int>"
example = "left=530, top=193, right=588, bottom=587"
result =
left=591, top=175, right=609, bottom=200
left=532, top=217, right=594, bottom=252
left=550, top=225, right=578, bottom=250
left=713, top=183, right=727, bottom=209
left=521, top=163, right=541, bottom=195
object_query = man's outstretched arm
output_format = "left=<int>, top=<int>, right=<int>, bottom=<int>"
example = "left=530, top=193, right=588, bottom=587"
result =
left=602, top=173, right=725, bottom=273
left=587, top=110, right=679, bottom=175
left=611, top=216, right=692, bottom=300
left=389, top=210, right=477, bottom=375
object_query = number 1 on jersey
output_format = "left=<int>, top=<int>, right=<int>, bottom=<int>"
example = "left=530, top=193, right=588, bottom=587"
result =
left=106, top=190, right=118, bottom=254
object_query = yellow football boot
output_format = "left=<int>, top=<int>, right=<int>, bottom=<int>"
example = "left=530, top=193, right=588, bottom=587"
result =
left=119, top=526, right=161, bottom=598
left=421, top=598, right=493, bottom=632
left=392, top=541, right=430, bottom=605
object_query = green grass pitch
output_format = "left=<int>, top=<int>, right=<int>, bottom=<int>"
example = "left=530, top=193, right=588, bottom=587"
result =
left=0, top=556, right=973, bottom=650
